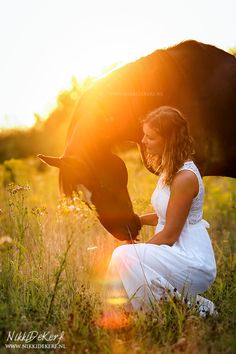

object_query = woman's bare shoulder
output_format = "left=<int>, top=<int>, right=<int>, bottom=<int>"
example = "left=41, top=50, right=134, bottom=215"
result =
left=171, top=170, right=199, bottom=197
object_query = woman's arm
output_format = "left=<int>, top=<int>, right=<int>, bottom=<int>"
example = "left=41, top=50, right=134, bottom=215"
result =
left=139, top=212, right=158, bottom=226
left=146, top=171, right=199, bottom=245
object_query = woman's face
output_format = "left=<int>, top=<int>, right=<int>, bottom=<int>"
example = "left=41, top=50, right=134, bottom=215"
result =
left=142, top=123, right=166, bottom=156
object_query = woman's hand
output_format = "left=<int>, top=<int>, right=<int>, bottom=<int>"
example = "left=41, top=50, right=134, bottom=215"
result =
left=125, top=239, right=140, bottom=244
left=139, top=213, right=158, bottom=226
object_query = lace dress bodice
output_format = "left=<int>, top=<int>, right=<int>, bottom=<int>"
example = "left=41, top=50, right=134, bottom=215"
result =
left=151, top=161, right=205, bottom=225
left=177, top=161, right=204, bottom=224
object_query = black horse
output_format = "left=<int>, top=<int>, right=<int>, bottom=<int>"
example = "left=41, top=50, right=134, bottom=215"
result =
left=38, top=40, right=236, bottom=241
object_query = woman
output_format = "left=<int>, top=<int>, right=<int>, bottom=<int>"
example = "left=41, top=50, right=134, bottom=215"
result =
left=103, top=106, right=217, bottom=319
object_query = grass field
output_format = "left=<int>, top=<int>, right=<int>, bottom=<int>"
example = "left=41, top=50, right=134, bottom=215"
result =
left=0, top=149, right=235, bottom=354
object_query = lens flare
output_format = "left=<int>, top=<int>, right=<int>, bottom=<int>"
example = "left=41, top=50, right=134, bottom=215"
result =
left=106, top=297, right=128, bottom=305
left=95, top=309, right=130, bottom=329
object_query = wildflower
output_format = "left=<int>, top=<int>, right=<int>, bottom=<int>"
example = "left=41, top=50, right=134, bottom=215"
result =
left=73, top=196, right=80, bottom=202
left=87, top=246, right=98, bottom=251
left=0, top=235, right=13, bottom=250
left=31, top=206, right=48, bottom=216
left=0, top=235, right=13, bottom=245
left=8, top=183, right=30, bottom=195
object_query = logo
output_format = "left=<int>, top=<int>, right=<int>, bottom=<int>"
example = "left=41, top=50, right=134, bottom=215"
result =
left=5, top=330, right=65, bottom=350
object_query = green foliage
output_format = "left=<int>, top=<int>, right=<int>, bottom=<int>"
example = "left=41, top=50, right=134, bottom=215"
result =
left=228, top=46, right=236, bottom=55
left=0, top=152, right=235, bottom=353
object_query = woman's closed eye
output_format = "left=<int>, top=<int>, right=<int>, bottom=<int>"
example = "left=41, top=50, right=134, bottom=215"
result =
left=144, top=135, right=154, bottom=140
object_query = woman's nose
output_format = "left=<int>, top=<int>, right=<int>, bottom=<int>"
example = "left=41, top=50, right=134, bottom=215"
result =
left=141, top=136, right=146, bottom=144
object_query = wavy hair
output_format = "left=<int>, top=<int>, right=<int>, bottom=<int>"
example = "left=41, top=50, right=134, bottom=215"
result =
left=142, top=106, right=195, bottom=186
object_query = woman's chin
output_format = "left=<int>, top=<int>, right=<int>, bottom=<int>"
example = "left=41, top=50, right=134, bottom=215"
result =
left=147, top=149, right=158, bottom=156
left=148, top=152, right=163, bottom=160
left=146, top=148, right=153, bottom=154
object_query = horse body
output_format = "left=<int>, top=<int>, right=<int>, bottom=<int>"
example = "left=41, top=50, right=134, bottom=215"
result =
left=38, top=40, right=236, bottom=241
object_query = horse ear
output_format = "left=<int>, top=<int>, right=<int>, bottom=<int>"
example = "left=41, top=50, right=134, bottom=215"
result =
left=37, top=154, right=62, bottom=168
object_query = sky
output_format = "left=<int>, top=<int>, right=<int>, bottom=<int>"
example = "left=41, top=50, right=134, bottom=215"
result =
left=0, top=0, right=235, bottom=129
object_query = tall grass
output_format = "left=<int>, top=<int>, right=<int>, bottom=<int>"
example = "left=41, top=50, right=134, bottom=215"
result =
left=0, top=150, right=235, bottom=353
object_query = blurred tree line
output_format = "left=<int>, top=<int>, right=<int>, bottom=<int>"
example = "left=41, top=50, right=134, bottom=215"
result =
left=0, top=76, right=94, bottom=163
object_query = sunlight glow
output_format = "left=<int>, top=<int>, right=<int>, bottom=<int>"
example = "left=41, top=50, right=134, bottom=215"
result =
left=95, top=310, right=130, bottom=329
left=0, top=0, right=235, bottom=129
left=106, top=297, right=128, bottom=305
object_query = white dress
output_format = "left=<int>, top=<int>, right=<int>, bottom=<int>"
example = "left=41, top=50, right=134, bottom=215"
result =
left=105, top=161, right=217, bottom=312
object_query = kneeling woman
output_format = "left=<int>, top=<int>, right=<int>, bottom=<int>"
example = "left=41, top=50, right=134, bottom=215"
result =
left=104, top=106, right=216, bottom=317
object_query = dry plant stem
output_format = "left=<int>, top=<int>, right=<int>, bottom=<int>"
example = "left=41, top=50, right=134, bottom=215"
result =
left=45, top=236, right=73, bottom=322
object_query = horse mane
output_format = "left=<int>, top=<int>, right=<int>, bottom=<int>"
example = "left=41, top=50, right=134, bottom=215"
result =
left=167, top=39, right=234, bottom=62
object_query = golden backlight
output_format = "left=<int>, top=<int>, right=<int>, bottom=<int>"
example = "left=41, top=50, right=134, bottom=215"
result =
left=1, top=0, right=234, bottom=130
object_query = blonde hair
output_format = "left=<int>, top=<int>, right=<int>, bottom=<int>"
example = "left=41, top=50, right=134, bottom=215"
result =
left=142, top=106, right=195, bottom=185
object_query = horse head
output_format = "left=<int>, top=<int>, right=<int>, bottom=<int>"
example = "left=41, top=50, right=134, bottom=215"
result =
left=37, top=152, right=141, bottom=241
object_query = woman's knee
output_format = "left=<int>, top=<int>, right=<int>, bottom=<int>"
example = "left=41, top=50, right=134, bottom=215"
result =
left=112, top=244, right=131, bottom=261
left=111, top=244, right=142, bottom=267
